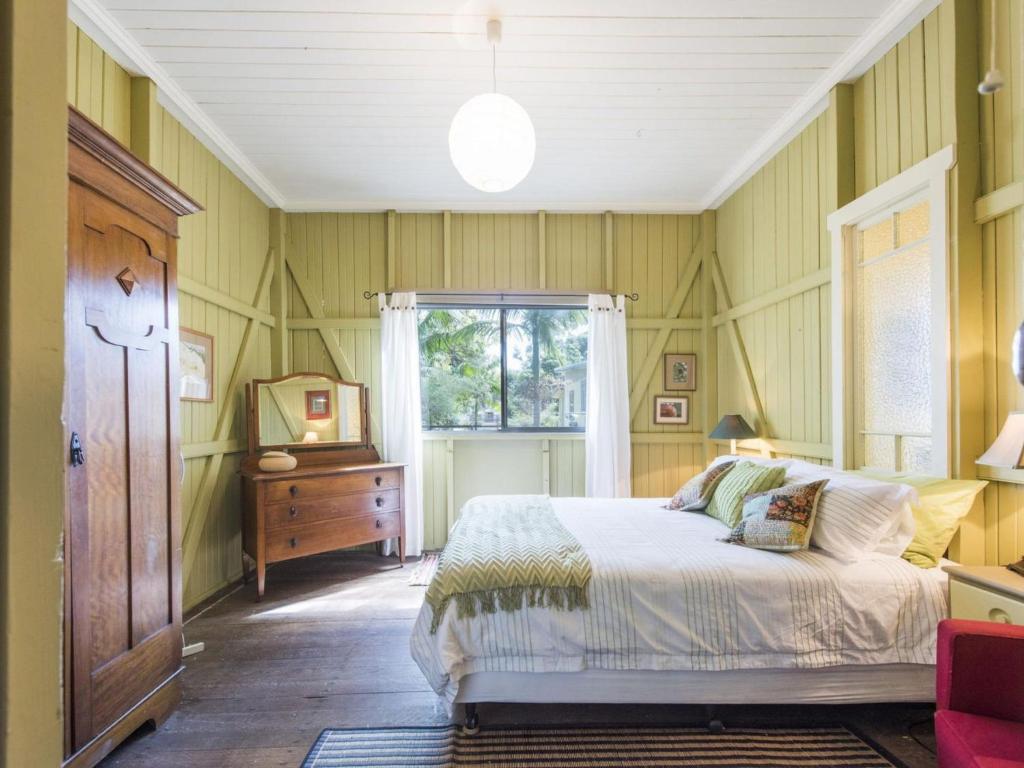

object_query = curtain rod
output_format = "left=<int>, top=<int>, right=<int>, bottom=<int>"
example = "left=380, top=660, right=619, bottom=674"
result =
left=363, top=289, right=639, bottom=301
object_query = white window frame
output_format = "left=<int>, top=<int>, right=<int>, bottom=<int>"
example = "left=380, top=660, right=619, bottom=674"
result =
left=827, top=145, right=955, bottom=476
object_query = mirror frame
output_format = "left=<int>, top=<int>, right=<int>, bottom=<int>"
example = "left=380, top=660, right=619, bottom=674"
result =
left=249, top=371, right=370, bottom=453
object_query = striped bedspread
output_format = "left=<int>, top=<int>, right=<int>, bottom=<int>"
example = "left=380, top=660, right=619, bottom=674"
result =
left=410, top=496, right=948, bottom=703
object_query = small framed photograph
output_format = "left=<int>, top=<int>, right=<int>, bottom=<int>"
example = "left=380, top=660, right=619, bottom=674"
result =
left=179, top=328, right=214, bottom=402
left=305, top=389, right=332, bottom=420
left=664, top=353, right=697, bottom=391
left=654, top=395, right=689, bottom=425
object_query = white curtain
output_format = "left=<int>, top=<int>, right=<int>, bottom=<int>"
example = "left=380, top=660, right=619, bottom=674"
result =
left=379, top=292, right=424, bottom=557
left=585, top=294, right=631, bottom=497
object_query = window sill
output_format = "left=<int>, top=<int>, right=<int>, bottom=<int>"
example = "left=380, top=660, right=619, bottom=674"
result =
left=421, top=431, right=584, bottom=441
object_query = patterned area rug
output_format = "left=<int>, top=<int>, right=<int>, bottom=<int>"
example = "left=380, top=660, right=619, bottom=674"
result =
left=407, top=553, right=440, bottom=586
left=302, top=724, right=907, bottom=767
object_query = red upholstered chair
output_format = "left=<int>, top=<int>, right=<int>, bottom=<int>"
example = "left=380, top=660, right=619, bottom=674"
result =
left=935, top=619, right=1024, bottom=768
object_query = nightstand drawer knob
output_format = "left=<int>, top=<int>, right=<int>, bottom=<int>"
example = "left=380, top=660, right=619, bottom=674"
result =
left=990, top=608, right=1013, bottom=624
left=289, top=505, right=297, bottom=517
left=289, top=537, right=298, bottom=548
left=375, top=476, right=382, bottom=486
left=375, top=519, right=383, bottom=529
left=375, top=496, right=384, bottom=507
left=289, top=485, right=299, bottom=497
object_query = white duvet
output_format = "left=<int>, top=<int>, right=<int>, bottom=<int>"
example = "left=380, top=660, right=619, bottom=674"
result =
left=411, top=496, right=948, bottom=702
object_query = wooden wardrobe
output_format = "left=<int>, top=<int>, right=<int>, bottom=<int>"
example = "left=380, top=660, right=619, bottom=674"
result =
left=64, top=107, right=201, bottom=767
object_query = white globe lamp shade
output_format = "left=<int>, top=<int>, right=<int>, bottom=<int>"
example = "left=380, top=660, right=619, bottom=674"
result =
left=448, top=92, right=535, bottom=193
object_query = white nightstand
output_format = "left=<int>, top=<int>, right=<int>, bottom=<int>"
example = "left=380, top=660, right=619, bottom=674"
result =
left=943, top=565, right=1024, bottom=625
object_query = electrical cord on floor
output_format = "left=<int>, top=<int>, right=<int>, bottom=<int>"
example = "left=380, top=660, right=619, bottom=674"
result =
left=907, top=716, right=936, bottom=755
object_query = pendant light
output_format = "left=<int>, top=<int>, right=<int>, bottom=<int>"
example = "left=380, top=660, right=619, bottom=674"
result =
left=448, top=19, right=535, bottom=193
left=978, top=0, right=1004, bottom=94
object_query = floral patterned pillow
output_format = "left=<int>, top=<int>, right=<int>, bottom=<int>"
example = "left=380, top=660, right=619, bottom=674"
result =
left=723, top=479, right=828, bottom=552
left=665, top=460, right=737, bottom=511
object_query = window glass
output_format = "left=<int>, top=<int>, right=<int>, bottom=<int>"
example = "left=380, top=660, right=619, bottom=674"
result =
left=854, top=200, right=932, bottom=472
left=419, top=306, right=587, bottom=431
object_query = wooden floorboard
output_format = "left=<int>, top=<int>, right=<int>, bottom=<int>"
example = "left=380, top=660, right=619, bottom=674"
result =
left=99, top=551, right=937, bottom=768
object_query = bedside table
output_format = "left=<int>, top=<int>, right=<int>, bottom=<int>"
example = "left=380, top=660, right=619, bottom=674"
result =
left=943, top=565, right=1024, bottom=625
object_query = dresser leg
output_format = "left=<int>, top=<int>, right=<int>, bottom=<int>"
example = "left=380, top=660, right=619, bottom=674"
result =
left=398, top=536, right=405, bottom=565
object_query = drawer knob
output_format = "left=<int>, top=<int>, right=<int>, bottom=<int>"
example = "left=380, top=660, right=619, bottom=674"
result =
left=289, top=485, right=299, bottom=497
left=990, top=608, right=1013, bottom=624
left=289, top=537, right=298, bottom=548
left=374, top=476, right=382, bottom=487
left=375, top=496, right=384, bottom=507
left=289, top=506, right=297, bottom=518
left=375, top=519, right=383, bottom=529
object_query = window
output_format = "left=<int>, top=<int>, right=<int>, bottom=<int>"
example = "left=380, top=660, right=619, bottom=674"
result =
left=855, top=199, right=933, bottom=472
left=828, top=146, right=953, bottom=476
left=418, top=306, right=588, bottom=431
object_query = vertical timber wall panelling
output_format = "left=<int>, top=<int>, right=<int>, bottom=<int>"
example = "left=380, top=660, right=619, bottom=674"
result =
left=285, top=211, right=706, bottom=549
left=67, top=24, right=273, bottom=608
left=2, top=1, right=67, bottom=763
left=66, top=20, right=131, bottom=146
left=714, top=106, right=839, bottom=465
left=979, top=0, right=1024, bottom=565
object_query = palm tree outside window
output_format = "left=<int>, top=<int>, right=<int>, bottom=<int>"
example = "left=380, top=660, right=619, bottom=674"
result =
left=418, top=305, right=587, bottom=431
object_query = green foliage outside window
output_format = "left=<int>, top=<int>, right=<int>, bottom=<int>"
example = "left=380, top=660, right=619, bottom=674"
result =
left=418, top=306, right=587, bottom=431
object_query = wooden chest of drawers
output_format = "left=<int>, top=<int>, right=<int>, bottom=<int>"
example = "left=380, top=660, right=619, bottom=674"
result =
left=241, top=456, right=405, bottom=600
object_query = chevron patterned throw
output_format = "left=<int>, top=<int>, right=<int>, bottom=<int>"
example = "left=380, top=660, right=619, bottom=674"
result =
left=424, top=495, right=591, bottom=634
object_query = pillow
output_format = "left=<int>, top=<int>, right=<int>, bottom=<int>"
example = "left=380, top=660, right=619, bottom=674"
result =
left=723, top=479, right=828, bottom=552
left=665, top=460, right=737, bottom=511
left=851, top=469, right=987, bottom=568
left=706, top=461, right=787, bottom=528
left=782, top=459, right=918, bottom=562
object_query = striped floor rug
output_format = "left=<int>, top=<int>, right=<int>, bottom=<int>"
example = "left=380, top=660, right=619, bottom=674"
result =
left=302, top=724, right=906, bottom=767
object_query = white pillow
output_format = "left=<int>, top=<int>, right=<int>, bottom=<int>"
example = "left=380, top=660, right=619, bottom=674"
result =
left=782, top=459, right=917, bottom=561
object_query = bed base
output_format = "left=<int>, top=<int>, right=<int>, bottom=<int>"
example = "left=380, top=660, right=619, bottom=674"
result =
left=462, top=702, right=725, bottom=734
left=454, top=664, right=936, bottom=733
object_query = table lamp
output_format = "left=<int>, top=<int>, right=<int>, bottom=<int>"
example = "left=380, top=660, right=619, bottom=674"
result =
left=710, top=414, right=756, bottom=455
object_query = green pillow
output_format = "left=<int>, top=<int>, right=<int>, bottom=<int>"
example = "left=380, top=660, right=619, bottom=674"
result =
left=851, top=469, right=987, bottom=568
left=706, top=460, right=787, bottom=528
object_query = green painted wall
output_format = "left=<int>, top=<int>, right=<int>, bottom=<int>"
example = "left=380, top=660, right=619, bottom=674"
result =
left=1, top=1, right=68, bottom=765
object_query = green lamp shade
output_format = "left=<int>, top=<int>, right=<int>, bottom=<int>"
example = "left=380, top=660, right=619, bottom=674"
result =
left=709, top=414, right=756, bottom=440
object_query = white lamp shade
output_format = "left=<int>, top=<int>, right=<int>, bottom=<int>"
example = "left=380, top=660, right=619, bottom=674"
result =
left=302, top=431, right=320, bottom=444
left=977, top=411, right=1024, bottom=468
left=449, top=92, right=535, bottom=193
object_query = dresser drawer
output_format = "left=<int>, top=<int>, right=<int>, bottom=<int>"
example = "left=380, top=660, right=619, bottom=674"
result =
left=264, top=468, right=401, bottom=503
left=266, top=489, right=400, bottom=529
left=266, top=512, right=400, bottom=562
left=950, top=579, right=1024, bottom=625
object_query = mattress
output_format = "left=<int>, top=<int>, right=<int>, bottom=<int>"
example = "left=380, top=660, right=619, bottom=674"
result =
left=411, top=496, right=949, bottom=705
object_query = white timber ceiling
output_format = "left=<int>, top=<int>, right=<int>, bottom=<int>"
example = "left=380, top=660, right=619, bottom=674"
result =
left=80, top=0, right=940, bottom=211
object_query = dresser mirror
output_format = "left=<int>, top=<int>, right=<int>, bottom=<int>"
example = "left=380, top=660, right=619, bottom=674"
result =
left=251, top=372, right=369, bottom=451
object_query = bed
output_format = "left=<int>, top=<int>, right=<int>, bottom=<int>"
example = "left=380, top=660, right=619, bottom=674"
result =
left=410, top=495, right=949, bottom=720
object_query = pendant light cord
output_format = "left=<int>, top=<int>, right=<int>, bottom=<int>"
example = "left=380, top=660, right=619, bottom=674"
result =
left=492, top=43, right=497, bottom=93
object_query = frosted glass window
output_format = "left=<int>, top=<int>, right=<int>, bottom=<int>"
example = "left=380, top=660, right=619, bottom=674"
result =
left=900, top=437, right=932, bottom=473
left=854, top=200, right=932, bottom=472
left=897, top=200, right=930, bottom=247
left=859, top=218, right=894, bottom=261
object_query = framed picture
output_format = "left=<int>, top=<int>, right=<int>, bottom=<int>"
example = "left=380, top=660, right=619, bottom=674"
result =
left=179, top=328, right=214, bottom=402
left=654, top=395, right=689, bottom=425
left=664, top=353, right=697, bottom=391
left=305, top=389, right=332, bottom=420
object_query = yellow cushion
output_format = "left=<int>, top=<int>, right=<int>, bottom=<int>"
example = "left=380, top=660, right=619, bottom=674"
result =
left=851, top=469, right=987, bottom=568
